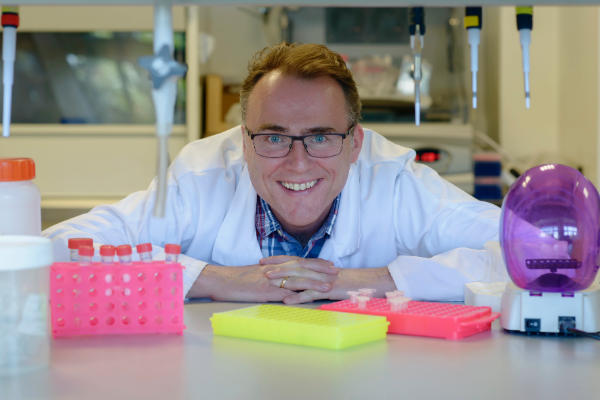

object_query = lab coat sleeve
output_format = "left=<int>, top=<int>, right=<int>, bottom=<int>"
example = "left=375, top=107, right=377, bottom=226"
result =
left=42, top=167, right=210, bottom=298
left=387, top=162, right=501, bottom=301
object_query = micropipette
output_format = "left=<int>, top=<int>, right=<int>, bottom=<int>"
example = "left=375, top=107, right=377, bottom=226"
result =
left=1, top=6, right=19, bottom=137
left=465, top=7, right=482, bottom=109
left=409, top=7, right=425, bottom=126
left=138, top=1, right=187, bottom=218
left=516, top=6, right=533, bottom=108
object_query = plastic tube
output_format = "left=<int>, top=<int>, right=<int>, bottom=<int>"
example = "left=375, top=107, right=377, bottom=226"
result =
left=385, top=291, right=401, bottom=304
left=390, top=297, right=412, bottom=313
left=358, top=288, right=376, bottom=300
left=100, top=245, right=116, bottom=265
left=165, top=244, right=181, bottom=263
left=356, top=296, right=369, bottom=310
left=137, top=243, right=153, bottom=262
left=78, top=246, right=94, bottom=266
left=347, top=291, right=361, bottom=304
left=68, top=238, right=93, bottom=262
left=117, top=245, right=132, bottom=265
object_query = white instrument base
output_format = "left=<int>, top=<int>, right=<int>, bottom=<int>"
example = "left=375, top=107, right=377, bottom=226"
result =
left=500, top=281, right=600, bottom=334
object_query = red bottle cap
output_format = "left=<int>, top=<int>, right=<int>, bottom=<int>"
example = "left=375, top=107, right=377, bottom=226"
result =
left=136, top=243, right=152, bottom=253
left=99, top=245, right=116, bottom=256
left=78, top=246, right=94, bottom=257
left=116, top=245, right=132, bottom=256
left=0, top=158, right=35, bottom=181
left=165, top=244, right=181, bottom=255
left=68, top=238, right=93, bottom=250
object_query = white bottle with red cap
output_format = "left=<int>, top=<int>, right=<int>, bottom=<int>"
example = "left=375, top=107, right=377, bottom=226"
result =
left=0, top=158, right=41, bottom=236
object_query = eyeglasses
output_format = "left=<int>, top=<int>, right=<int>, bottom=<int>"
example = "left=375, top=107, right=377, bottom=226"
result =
left=245, top=126, right=353, bottom=158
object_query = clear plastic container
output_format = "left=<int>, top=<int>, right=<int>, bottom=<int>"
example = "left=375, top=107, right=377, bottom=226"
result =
left=0, top=235, right=53, bottom=376
left=0, top=158, right=41, bottom=236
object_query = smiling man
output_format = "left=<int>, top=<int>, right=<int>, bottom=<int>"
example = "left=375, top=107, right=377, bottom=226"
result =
left=43, top=42, right=500, bottom=303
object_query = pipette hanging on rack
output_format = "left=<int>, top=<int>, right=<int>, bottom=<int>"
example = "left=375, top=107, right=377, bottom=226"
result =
left=465, top=7, right=482, bottom=109
left=1, top=6, right=19, bottom=137
left=516, top=6, right=533, bottom=108
left=409, top=7, right=425, bottom=126
left=138, top=1, right=187, bottom=218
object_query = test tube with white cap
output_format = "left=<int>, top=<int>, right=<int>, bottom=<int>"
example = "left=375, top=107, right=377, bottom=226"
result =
left=68, top=238, right=93, bottom=262
left=347, top=291, right=361, bottom=304
left=137, top=243, right=153, bottom=262
left=356, top=296, right=369, bottom=310
left=390, top=297, right=412, bottom=313
left=78, top=246, right=94, bottom=266
left=165, top=244, right=181, bottom=263
left=385, top=291, right=401, bottom=304
left=358, top=288, right=376, bottom=300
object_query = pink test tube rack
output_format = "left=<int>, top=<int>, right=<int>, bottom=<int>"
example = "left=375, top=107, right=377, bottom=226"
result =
left=50, top=261, right=185, bottom=338
left=320, top=299, right=499, bottom=340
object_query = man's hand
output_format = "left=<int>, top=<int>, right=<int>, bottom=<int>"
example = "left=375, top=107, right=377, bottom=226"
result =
left=261, top=255, right=338, bottom=292
left=261, top=255, right=397, bottom=304
left=187, top=261, right=337, bottom=303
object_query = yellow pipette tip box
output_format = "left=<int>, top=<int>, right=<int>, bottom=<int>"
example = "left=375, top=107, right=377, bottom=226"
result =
left=211, top=305, right=389, bottom=350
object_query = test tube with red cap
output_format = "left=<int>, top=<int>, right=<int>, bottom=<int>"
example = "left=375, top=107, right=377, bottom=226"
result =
left=117, top=245, right=132, bottom=265
left=137, top=243, right=153, bottom=262
left=78, top=246, right=94, bottom=266
left=68, top=238, right=93, bottom=262
left=165, top=244, right=181, bottom=263
left=100, top=245, right=116, bottom=265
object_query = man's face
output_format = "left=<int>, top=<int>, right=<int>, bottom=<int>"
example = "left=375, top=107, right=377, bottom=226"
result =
left=243, top=71, right=364, bottom=234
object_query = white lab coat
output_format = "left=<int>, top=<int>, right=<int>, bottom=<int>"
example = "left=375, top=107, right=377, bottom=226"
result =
left=43, top=126, right=500, bottom=301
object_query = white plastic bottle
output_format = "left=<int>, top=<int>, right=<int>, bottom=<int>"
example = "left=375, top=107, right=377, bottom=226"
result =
left=0, top=158, right=41, bottom=236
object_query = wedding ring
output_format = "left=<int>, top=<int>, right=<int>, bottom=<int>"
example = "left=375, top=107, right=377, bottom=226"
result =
left=280, top=276, right=289, bottom=289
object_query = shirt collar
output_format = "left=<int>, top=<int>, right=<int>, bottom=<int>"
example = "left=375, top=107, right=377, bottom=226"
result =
left=256, top=194, right=341, bottom=240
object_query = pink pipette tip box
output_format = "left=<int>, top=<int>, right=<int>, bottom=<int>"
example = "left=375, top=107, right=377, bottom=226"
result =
left=319, top=299, right=499, bottom=340
left=50, top=262, right=185, bottom=338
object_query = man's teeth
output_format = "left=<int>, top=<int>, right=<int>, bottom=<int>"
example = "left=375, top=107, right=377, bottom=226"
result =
left=281, top=180, right=318, bottom=191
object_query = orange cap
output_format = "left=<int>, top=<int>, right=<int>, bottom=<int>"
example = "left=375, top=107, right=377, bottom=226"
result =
left=0, top=158, right=35, bottom=181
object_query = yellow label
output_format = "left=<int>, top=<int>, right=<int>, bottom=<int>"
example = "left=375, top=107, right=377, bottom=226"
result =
left=516, top=6, right=533, bottom=16
left=464, top=15, right=480, bottom=28
left=2, top=6, right=19, bottom=14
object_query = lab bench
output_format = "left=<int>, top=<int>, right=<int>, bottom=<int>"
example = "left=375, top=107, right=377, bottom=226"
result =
left=2, top=300, right=600, bottom=400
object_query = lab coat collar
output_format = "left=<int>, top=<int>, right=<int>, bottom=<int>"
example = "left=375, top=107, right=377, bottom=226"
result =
left=211, top=164, right=361, bottom=267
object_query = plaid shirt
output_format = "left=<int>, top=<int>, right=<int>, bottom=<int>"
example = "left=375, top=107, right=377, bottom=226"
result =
left=255, top=195, right=341, bottom=259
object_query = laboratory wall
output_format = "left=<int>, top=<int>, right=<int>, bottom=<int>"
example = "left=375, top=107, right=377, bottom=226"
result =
left=494, top=6, right=600, bottom=185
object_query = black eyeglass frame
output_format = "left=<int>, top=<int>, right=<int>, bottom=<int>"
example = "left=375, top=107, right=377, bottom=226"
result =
left=244, top=125, right=354, bottom=159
